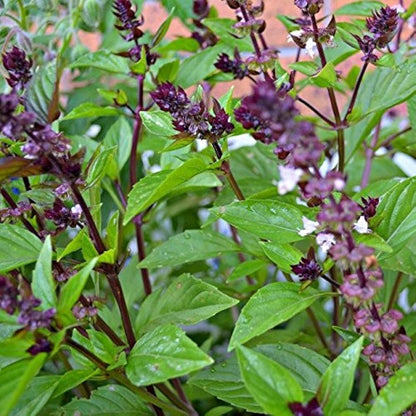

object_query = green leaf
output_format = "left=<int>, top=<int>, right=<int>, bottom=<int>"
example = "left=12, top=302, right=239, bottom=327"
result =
left=130, top=46, right=147, bottom=75
left=289, top=61, right=320, bottom=76
left=369, top=361, right=416, bottom=416
left=25, top=62, right=56, bottom=124
left=135, top=273, right=238, bottom=333
left=57, top=228, right=97, bottom=261
left=335, top=1, right=384, bottom=16
left=151, top=8, right=174, bottom=47
left=53, top=369, right=99, bottom=398
left=72, top=330, right=120, bottom=365
left=356, top=60, right=416, bottom=120
left=86, top=145, right=118, bottom=185
left=58, top=259, right=97, bottom=321
left=190, top=343, right=328, bottom=412
left=70, top=50, right=130, bottom=74
left=261, top=242, right=303, bottom=273
left=374, top=178, right=416, bottom=271
left=157, top=59, right=180, bottom=83
left=62, top=385, right=152, bottom=415
left=176, top=43, right=231, bottom=88
left=62, top=103, right=119, bottom=120
left=202, top=18, right=253, bottom=51
left=32, top=236, right=56, bottom=310
left=354, top=233, right=392, bottom=253
left=103, top=117, right=133, bottom=171
left=137, top=230, right=240, bottom=269
left=211, top=199, right=304, bottom=243
left=227, top=259, right=266, bottom=282
left=318, top=337, right=364, bottom=416
left=140, top=110, right=177, bottom=137
left=311, top=62, right=337, bottom=88
left=9, top=376, right=59, bottom=416
left=124, top=157, right=211, bottom=224
left=254, top=343, right=330, bottom=393
left=189, top=354, right=264, bottom=413
left=160, top=0, right=194, bottom=24
left=237, top=346, right=303, bottom=416
left=0, top=225, right=43, bottom=272
left=0, top=354, right=46, bottom=416
left=126, top=324, right=212, bottom=386
left=229, top=282, right=331, bottom=350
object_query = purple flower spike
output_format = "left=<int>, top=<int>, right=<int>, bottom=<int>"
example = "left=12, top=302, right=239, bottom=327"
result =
left=2, top=46, right=33, bottom=89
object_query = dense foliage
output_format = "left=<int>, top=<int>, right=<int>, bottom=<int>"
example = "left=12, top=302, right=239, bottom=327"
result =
left=0, top=0, right=416, bottom=414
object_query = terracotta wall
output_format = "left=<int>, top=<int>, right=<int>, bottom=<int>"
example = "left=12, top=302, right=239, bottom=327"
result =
left=78, top=0, right=404, bottom=108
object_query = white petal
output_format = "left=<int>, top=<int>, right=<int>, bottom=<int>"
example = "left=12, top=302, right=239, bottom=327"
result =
left=316, top=233, right=336, bottom=252
left=278, top=166, right=303, bottom=195
left=353, top=216, right=370, bottom=234
left=305, top=37, right=317, bottom=58
left=298, top=216, right=319, bottom=237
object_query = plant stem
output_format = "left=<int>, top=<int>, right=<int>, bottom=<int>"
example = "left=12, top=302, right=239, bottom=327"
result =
left=343, top=62, right=369, bottom=123
left=387, top=272, right=403, bottom=311
left=66, top=338, right=180, bottom=415
left=306, top=308, right=335, bottom=358
left=380, top=126, right=411, bottom=148
left=134, top=214, right=152, bottom=295
left=70, top=183, right=106, bottom=253
left=296, top=96, right=336, bottom=127
left=360, top=121, right=381, bottom=189
left=0, top=187, right=40, bottom=238
left=71, top=184, right=137, bottom=351
left=106, top=271, right=137, bottom=350
left=58, top=350, right=90, bottom=398
left=79, top=294, right=125, bottom=347
left=229, top=225, right=255, bottom=285
left=211, top=141, right=245, bottom=201
left=310, top=14, right=345, bottom=172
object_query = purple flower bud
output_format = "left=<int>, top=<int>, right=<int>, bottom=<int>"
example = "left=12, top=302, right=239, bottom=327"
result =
left=289, top=397, right=323, bottom=416
left=366, top=6, right=398, bottom=47
left=363, top=343, right=376, bottom=356
left=18, top=296, right=55, bottom=330
left=291, top=249, right=322, bottom=281
left=0, top=276, right=19, bottom=314
left=2, top=46, right=32, bottom=89
left=385, top=350, right=399, bottom=366
left=150, top=82, right=190, bottom=115
left=393, top=343, right=409, bottom=356
left=364, top=319, right=381, bottom=333
left=27, top=337, right=53, bottom=356
left=193, top=0, right=209, bottom=18
left=360, top=197, right=379, bottom=219
left=215, top=52, right=248, bottom=80
left=376, top=376, right=389, bottom=388
left=113, top=0, right=143, bottom=33
left=369, top=347, right=386, bottom=364
left=294, top=0, right=324, bottom=15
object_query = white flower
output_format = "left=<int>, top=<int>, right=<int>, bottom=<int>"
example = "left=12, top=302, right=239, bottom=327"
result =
left=278, top=166, right=303, bottom=195
left=287, top=30, right=304, bottom=43
left=71, top=204, right=82, bottom=217
left=298, top=216, right=319, bottom=237
left=353, top=216, right=370, bottom=234
left=333, top=178, right=345, bottom=191
left=305, top=37, right=317, bottom=58
left=393, top=4, right=405, bottom=13
left=316, top=233, right=336, bottom=252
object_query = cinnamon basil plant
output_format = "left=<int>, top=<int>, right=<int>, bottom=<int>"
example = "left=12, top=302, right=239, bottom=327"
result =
left=0, top=0, right=416, bottom=415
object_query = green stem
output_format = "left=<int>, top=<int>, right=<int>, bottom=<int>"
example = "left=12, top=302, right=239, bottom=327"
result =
left=17, top=0, right=27, bottom=30
left=66, top=338, right=185, bottom=415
